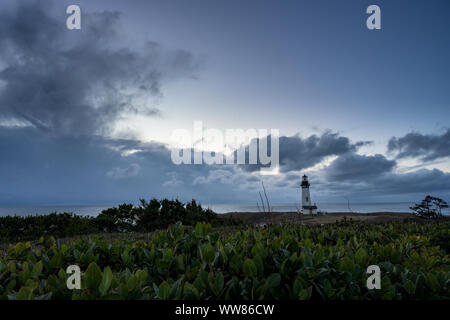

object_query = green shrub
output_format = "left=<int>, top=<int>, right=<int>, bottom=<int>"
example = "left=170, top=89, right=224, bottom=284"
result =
left=0, top=221, right=448, bottom=300
left=0, top=199, right=242, bottom=243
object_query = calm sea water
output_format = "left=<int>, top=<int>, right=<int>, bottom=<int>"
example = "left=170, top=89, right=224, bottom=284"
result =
left=0, top=206, right=110, bottom=217
left=0, top=202, right=427, bottom=217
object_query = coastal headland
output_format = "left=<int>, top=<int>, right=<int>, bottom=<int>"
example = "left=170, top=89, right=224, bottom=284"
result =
left=222, top=211, right=428, bottom=226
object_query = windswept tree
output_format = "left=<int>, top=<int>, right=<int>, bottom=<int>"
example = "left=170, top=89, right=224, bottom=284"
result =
left=410, top=195, right=449, bottom=219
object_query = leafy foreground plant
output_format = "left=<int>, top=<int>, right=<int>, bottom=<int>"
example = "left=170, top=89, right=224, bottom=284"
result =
left=0, top=221, right=448, bottom=300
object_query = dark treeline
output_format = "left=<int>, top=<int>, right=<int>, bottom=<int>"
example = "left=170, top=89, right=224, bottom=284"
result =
left=0, top=199, right=242, bottom=243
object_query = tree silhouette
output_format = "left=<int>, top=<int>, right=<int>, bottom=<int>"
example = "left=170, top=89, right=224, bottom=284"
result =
left=410, top=195, right=448, bottom=219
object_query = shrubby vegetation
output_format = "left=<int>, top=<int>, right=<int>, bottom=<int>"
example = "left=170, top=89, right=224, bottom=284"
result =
left=0, top=199, right=241, bottom=243
left=0, top=213, right=98, bottom=243
left=0, top=221, right=448, bottom=300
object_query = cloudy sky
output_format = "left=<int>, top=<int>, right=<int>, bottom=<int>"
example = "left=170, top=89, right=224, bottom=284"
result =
left=0, top=0, right=449, bottom=206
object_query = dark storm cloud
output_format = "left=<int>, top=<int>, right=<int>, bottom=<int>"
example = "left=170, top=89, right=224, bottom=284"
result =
left=318, top=150, right=449, bottom=199
left=322, top=168, right=450, bottom=198
left=0, top=125, right=448, bottom=205
left=0, top=1, right=199, bottom=136
left=241, top=131, right=371, bottom=173
left=0, top=126, right=170, bottom=204
left=0, top=126, right=250, bottom=205
left=378, top=169, right=450, bottom=195
left=388, top=129, right=450, bottom=161
left=0, top=1, right=212, bottom=205
left=284, top=173, right=302, bottom=181
left=278, top=132, right=371, bottom=172
left=0, top=1, right=448, bottom=206
left=325, top=153, right=396, bottom=182
left=271, top=152, right=450, bottom=201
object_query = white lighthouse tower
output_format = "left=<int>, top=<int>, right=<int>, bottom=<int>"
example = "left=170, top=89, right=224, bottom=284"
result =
left=301, top=174, right=317, bottom=215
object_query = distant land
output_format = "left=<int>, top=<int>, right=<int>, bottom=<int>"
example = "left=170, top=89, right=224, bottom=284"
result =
left=0, top=202, right=438, bottom=217
left=223, top=211, right=425, bottom=226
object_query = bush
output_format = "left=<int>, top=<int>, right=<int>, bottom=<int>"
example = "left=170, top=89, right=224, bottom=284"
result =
left=97, top=198, right=241, bottom=233
left=0, top=199, right=242, bottom=243
left=0, top=221, right=448, bottom=300
left=0, top=213, right=98, bottom=243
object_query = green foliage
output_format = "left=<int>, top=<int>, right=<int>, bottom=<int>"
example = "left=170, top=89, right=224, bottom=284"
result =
left=430, top=229, right=450, bottom=254
left=243, top=259, right=258, bottom=278
left=0, top=221, right=448, bottom=300
left=0, top=199, right=242, bottom=243
left=0, top=213, right=98, bottom=243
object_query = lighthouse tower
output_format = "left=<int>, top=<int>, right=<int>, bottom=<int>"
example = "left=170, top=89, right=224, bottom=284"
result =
left=301, top=174, right=317, bottom=215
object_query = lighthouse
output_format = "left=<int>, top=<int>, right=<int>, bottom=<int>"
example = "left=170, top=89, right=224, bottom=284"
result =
left=301, top=174, right=318, bottom=215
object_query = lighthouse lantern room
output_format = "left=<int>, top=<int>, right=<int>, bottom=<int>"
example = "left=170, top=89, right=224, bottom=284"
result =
left=301, top=174, right=318, bottom=215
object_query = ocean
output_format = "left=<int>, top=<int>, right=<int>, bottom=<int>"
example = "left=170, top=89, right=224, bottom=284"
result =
left=0, top=202, right=427, bottom=217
